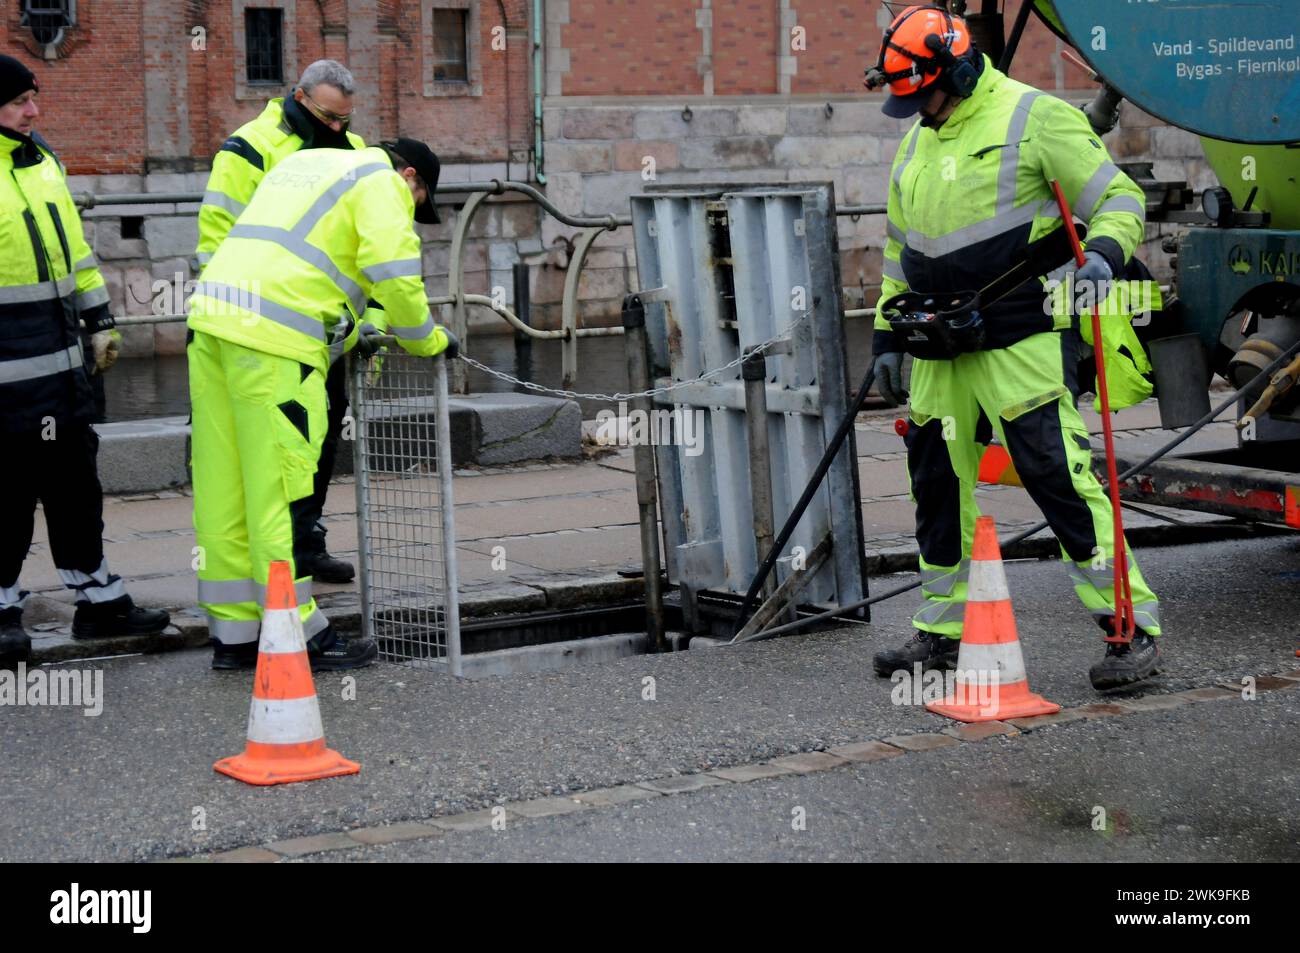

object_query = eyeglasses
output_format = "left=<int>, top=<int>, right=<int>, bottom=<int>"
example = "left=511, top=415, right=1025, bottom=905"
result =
left=301, top=89, right=353, bottom=128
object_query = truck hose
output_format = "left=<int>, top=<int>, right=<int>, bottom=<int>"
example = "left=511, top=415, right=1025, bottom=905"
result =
left=1240, top=350, right=1300, bottom=424
left=731, top=336, right=1300, bottom=645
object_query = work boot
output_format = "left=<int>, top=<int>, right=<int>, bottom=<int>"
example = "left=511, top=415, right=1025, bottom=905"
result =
left=300, top=549, right=355, bottom=585
left=211, top=640, right=259, bottom=671
left=0, top=607, right=31, bottom=666
left=307, top=625, right=377, bottom=671
left=1089, top=631, right=1161, bottom=691
left=873, top=630, right=960, bottom=677
left=71, top=595, right=171, bottom=641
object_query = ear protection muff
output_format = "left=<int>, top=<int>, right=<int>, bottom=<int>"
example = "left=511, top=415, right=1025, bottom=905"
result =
left=925, top=31, right=981, bottom=98
left=925, top=32, right=982, bottom=97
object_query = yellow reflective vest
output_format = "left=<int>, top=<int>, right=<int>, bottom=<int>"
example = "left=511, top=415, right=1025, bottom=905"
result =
left=875, top=56, right=1155, bottom=408
left=0, top=128, right=113, bottom=431
left=187, top=146, right=448, bottom=371
left=196, top=97, right=365, bottom=268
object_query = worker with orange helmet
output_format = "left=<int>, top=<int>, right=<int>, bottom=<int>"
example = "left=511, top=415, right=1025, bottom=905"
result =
left=864, top=4, right=1163, bottom=690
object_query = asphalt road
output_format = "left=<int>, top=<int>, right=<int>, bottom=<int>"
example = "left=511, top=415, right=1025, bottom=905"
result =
left=1, top=533, right=1297, bottom=862
left=314, top=688, right=1300, bottom=863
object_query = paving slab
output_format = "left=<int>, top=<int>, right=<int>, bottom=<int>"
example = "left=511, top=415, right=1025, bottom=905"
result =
left=635, top=774, right=729, bottom=794
left=507, top=796, right=588, bottom=818
left=767, top=751, right=850, bottom=773
left=345, top=822, right=442, bottom=845
left=454, top=493, right=636, bottom=541
left=460, top=525, right=646, bottom=574
left=828, top=740, right=907, bottom=763
left=857, top=458, right=910, bottom=498
left=451, top=464, right=633, bottom=504
left=709, top=763, right=798, bottom=782
left=573, top=785, right=664, bottom=808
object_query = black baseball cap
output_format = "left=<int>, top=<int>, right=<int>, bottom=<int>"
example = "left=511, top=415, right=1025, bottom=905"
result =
left=882, top=83, right=935, bottom=119
left=382, top=137, right=441, bottom=224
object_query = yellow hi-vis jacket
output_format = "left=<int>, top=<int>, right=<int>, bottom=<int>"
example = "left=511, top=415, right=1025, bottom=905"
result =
left=875, top=55, right=1156, bottom=408
left=195, top=97, right=365, bottom=269
left=187, top=146, right=448, bottom=372
left=0, top=128, right=114, bottom=431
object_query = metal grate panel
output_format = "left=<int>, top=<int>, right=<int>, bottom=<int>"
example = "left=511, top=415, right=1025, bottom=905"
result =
left=351, top=351, right=462, bottom=674
left=630, top=182, right=867, bottom=611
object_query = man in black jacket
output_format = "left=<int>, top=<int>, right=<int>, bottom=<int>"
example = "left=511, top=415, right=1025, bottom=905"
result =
left=0, top=55, right=170, bottom=665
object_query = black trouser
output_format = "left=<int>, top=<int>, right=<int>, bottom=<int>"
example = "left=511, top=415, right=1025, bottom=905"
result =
left=0, top=421, right=124, bottom=609
left=291, top=358, right=348, bottom=567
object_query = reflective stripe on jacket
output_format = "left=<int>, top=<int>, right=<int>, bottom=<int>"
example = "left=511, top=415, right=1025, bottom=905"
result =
left=195, top=98, right=365, bottom=267
left=187, top=146, right=448, bottom=371
left=0, top=128, right=113, bottom=431
left=875, top=56, right=1146, bottom=355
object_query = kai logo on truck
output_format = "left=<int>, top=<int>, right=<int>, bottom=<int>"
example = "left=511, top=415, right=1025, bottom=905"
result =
left=1228, top=245, right=1252, bottom=275
left=1229, top=245, right=1300, bottom=278
left=1259, top=250, right=1300, bottom=278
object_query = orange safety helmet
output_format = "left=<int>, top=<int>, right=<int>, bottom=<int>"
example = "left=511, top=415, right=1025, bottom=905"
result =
left=865, top=4, right=979, bottom=118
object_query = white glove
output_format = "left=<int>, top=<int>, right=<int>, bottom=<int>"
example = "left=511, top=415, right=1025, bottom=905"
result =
left=91, top=329, right=121, bottom=373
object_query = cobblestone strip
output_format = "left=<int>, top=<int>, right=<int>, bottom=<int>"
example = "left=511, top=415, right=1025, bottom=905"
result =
left=176, top=669, right=1299, bottom=863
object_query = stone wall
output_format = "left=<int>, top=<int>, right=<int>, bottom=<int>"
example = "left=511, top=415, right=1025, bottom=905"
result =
left=74, top=94, right=1214, bottom=358
left=537, top=93, right=1214, bottom=328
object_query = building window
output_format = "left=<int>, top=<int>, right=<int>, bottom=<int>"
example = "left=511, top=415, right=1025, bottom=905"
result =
left=431, top=9, right=469, bottom=82
left=244, top=8, right=284, bottom=84
left=423, top=1, right=482, bottom=97
left=20, top=0, right=75, bottom=47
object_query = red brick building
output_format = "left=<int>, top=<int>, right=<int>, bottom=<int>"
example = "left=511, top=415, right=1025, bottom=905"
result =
left=2, top=2, right=1201, bottom=349
left=2, top=0, right=534, bottom=174
left=2, top=1, right=1084, bottom=177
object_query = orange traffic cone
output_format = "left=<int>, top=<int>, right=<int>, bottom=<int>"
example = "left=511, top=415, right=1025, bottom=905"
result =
left=214, top=561, right=360, bottom=785
left=926, top=515, right=1060, bottom=723
left=977, top=443, right=1021, bottom=486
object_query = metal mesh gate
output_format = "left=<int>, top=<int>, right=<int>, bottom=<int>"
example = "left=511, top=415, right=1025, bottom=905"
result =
left=351, top=350, right=462, bottom=674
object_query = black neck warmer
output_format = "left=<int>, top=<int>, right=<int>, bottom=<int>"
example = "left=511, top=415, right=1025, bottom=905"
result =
left=283, top=95, right=353, bottom=150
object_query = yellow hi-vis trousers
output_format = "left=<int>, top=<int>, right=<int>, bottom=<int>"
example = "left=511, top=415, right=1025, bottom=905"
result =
left=904, top=330, right=1161, bottom=639
left=188, top=330, right=330, bottom=645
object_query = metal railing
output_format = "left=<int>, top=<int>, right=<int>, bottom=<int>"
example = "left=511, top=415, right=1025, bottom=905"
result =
left=75, top=183, right=885, bottom=390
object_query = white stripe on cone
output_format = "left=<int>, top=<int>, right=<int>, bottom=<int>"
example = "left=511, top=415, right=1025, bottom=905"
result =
left=952, top=641, right=1028, bottom=686
left=246, top=696, right=327, bottom=745
left=967, top=557, right=1010, bottom=603
left=258, top=606, right=306, bottom=655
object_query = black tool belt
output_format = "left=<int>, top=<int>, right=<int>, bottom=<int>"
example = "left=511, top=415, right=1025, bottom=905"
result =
left=880, top=225, right=1086, bottom=360
left=881, top=290, right=984, bottom=360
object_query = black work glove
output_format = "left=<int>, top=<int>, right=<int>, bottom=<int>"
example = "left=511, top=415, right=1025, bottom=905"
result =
left=872, top=350, right=908, bottom=408
left=1073, top=250, right=1113, bottom=316
left=440, top=328, right=460, bottom=360
left=355, top=323, right=386, bottom=358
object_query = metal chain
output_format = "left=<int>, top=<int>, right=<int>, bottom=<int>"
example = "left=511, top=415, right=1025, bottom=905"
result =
left=454, top=309, right=811, bottom=403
